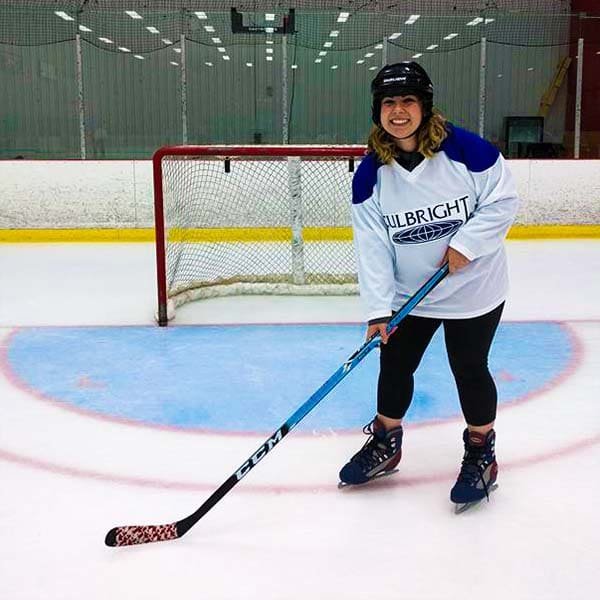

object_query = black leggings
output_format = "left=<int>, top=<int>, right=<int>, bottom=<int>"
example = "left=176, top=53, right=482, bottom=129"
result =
left=377, top=302, right=504, bottom=426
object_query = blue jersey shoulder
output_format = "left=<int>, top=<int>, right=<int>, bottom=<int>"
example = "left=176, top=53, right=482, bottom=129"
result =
left=352, top=152, right=382, bottom=205
left=440, top=124, right=500, bottom=173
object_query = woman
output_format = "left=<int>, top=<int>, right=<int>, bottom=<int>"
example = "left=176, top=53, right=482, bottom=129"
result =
left=340, top=62, right=519, bottom=512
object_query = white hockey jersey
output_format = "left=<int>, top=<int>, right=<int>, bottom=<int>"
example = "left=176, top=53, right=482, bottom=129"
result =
left=351, top=124, right=519, bottom=320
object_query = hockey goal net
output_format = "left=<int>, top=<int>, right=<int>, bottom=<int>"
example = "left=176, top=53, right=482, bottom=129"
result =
left=153, top=145, right=366, bottom=325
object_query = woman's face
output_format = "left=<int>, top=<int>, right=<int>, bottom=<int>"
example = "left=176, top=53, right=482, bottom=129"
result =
left=380, top=94, right=423, bottom=149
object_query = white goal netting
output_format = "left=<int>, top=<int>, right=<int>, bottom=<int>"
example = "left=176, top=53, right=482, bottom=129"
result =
left=154, top=146, right=365, bottom=321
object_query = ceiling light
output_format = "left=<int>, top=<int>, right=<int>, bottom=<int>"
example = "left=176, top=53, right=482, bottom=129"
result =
left=246, top=62, right=253, bottom=67
left=291, top=64, right=298, bottom=69
left=118, top=47, right=131, bottom=53
left=324, top=41, right=333, bottom=48
left=356, top=59, right=365, bottom=64
left=331, top=65, right=339, bottom=69
left=195, top=12, right=207, bottom=19
left=330, top=30, right=339, bottom=37
left=467, top=17, right=484, bottom=26
left=266, top=56, right=273, bottom=61
left=170, top=61, right=179, bottom=66
left=412, top=53, right=423, bottom=58
left=527, top=67, right=535, bottom=71
left=212, top=37, right=222, bottom=44
left=374, top=43, right=383, bottom=50
left=217, top=47, right=226, bottom=53
left=173, top=48, right=182, bottom=53
left=204, top=25, right=215, bottom=32
left=444, top=33, right=458, bottom=40
left=369, top=66, right=378, bottom=70
left=497, top=73, right=503, bottom=78
left=266, top=48, right=273, bottom=54
left=78, top=25, right=92, bottom=32
left=162, top=38, right=173, bottom=45
left=54, top=11, right=74, bottom=21
left=266, top=40, right=274, bottom=44
left=319, top=51, right=327, bottom=56
left=364, top=52, right=374, bottom=57
left=146, top=26, right=159, bottom=34
left=405, top=15, right=420, bottom=24
left=426, top=44, right=439, bottom=50
left=125, top=11, right=142, bottom=19
left=223, top=55, right=230, bottom=61
left=134, top=55, right=144, bottom=60
left=337, top=12, right=349, bottom=23
left=388, top=32, right=402, bottom=40
left=205, top=62, right=213, bottom=66
left=98, top=37, right=114, bottom=44
left=315, top=58, right=322, bottom=63
left=485, top=18, right=495, bottom=24
left=265, top=13, right=275, bottom=21
left=265, top=27, right=274, bottom=33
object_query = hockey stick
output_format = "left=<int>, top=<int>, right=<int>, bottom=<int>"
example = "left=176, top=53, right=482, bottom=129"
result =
left=105, top=263, right=449, bottom=547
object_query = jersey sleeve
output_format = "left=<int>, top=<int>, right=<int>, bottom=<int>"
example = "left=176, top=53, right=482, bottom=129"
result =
left=351, top=156, right=396, bottom=321
left=446, top=135, right=519, bottom=261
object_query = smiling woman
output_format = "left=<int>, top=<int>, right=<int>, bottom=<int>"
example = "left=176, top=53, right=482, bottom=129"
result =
left=380, top=95, right=424, bottom=147
left=367, top=63, right=449, bottom=164
left=345, top=61, right=520, bottom=507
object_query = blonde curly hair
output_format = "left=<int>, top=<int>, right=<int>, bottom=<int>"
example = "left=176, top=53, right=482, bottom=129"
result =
left=367, top=108, right=449, bottom=164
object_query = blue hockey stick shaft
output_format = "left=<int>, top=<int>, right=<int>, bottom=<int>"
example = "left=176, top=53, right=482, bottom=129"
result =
left=286, top=261, right=449, bottom=429
left=105, top=263, right=449, bottom=547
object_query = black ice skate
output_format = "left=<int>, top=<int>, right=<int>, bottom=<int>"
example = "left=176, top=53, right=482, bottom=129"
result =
left=450, top=428, right=498, bottom=514
left=338, top=417, right=403, bottom=487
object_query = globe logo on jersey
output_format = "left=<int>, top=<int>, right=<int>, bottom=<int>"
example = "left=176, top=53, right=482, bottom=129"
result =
left=392, top=219, right=462, bottom=244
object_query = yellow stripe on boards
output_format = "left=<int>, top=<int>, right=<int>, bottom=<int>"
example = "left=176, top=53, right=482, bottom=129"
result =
left=0, top=228, right=155, bottom=243
left=1, top=224, right=599, bottom=243
left=167, top=227, right=287, bottom=242
left=507, top=224, right=600, bottom=239
left=166, top=227, right=354, bottom=242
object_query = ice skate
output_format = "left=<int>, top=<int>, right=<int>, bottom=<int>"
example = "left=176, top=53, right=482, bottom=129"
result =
left=338, top=417, right=403, bottom=488
left=451, top=428, right=498, bottom=514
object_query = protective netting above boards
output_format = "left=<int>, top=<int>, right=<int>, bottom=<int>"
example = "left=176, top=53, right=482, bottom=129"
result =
left=0, top=0, right=589, bottom=53
left=2, top=0, right=597, bottom=159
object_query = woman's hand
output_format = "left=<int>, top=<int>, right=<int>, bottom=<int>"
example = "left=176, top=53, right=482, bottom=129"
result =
left=444, top=247, right=471, bottom=274
left=367, top=321, right=392, bottom=344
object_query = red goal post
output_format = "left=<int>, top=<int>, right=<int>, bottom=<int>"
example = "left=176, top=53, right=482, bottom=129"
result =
left=153, top=145, right=367, bottom=325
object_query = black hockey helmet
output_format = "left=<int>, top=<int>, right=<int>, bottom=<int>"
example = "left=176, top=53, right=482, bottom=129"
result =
left=371, top=62, right=434, bottom=125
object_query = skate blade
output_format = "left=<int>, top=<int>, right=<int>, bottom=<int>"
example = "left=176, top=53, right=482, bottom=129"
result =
left=338, top=468, right=398, bottom=489
left=453, top=483, right=499, bottom=514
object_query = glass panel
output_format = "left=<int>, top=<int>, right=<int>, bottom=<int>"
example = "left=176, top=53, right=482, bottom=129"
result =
left=187, top=40, right=281, bottom=145
left=486, top=42, right=571, bottom=158
left=580, top=16, right=600, bottom=158
left=0, top=41, right=79, bottom=158
left=82, top=40, right=181, bottom=159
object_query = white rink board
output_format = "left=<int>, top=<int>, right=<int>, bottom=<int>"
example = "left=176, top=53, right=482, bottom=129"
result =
left=0, top=158, right=599, bottom=228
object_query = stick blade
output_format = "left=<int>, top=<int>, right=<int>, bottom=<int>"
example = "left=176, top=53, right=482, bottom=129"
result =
left=105, top=522, right=179, bottom=547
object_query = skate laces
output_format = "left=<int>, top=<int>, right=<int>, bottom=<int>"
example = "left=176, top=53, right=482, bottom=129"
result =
left=351, top=421, right=394, bottom=470
left=457, top=445, right=493, bottom=499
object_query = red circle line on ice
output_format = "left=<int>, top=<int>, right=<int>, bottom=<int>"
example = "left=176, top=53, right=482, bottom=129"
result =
left=0, top=322, right=597, bottom=492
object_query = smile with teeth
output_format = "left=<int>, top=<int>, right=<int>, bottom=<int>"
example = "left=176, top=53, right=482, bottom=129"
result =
left=390, top=118, right=410, bottom=125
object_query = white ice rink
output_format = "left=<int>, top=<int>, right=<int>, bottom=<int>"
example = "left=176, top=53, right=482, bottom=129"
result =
left=0, top=239, right=599, bottom=600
